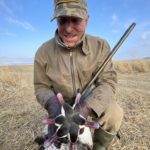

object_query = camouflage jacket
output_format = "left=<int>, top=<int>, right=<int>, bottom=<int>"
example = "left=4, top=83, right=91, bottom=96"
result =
left=34, top=31, right=117, bottom=116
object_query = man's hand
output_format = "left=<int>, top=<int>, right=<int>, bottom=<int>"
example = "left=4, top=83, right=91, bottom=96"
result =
left=74, top=100, right=93, bottom=119
left=45, top=96, right=61, bottom=118
left=99, top=102, right=123, bottom=132
left=44, top=96, right=62, bottom=140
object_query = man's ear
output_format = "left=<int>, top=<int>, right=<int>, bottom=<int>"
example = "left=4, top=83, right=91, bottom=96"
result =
left=85, top=14, right=89, bottom=27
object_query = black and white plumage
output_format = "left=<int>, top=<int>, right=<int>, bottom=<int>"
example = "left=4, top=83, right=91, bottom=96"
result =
left=35, top=93, right=99, bottom=150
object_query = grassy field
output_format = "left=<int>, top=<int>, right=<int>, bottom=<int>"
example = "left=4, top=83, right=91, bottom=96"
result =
left=114, top=60, right=150, bottom=73
left=0, top=61, right=150, bottom=150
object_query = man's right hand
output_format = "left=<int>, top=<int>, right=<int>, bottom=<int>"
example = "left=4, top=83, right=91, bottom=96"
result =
left=44, top=96, right=61, bottom=118
left=44, top=96, right=61, bottom=142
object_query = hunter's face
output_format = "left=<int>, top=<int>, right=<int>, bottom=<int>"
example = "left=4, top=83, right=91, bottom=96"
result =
left=57, top=16, right=89, bottom=48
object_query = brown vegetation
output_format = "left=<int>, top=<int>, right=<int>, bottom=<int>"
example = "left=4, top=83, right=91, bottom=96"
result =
left=0, top=61, right=150, bottom=150
left=114, top=60, right=150, bottom=73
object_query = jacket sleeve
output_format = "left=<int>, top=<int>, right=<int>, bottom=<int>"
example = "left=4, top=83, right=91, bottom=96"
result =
left=86, top=40, right=117, bottom=117
left=34, top=47, right=55, bottom=107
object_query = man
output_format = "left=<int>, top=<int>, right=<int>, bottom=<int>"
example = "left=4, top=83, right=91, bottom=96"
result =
left=34, top=0, right=123, bottom=149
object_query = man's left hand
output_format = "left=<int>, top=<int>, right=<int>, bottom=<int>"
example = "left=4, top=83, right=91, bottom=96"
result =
left=99, top=102, right=123, bottom=132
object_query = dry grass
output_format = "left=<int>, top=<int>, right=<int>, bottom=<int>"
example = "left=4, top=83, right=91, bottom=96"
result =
left=0, top=65, right=46, bottom=150
left=114, top=60, right=150, bottom=73
left=0, top=62, right=150, bottom=150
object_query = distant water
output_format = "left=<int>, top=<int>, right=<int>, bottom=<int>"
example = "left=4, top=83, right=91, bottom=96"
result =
left=0, top=57, right=34, bottom=66
left=1, top=57, right=149, bottom=66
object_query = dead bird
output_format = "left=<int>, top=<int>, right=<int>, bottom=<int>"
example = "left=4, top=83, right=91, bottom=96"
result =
left=35, top=93, right=99, bottom=150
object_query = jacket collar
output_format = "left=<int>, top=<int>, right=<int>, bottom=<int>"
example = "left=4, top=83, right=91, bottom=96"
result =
left=82, top=34, right=90, bottom=55
left=55, top=30, right=90, bottom=55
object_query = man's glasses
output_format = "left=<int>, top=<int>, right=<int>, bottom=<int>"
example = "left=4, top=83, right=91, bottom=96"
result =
left=57, top=17, right=83, bottom=26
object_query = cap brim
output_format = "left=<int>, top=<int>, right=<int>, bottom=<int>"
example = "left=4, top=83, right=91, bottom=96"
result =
left=51, top=8, right=87, bottom=22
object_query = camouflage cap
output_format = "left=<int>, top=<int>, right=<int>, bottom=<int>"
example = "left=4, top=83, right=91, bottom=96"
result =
left=51, top=0, right=88, bottom=21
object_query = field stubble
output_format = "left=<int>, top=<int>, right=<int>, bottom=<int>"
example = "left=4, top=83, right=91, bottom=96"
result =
left=0, top=65, right=150, bottom=150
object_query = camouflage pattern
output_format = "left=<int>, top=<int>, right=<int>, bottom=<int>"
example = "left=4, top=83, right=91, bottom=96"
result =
left=51, top=0, right=88, bottom=21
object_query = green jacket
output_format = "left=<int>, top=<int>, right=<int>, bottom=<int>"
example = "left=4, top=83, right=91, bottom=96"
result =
left=34, top=32, right=117, bottom=116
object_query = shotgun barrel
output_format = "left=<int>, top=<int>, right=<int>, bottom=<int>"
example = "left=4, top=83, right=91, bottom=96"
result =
left=81, top=22, right=136, bottom=97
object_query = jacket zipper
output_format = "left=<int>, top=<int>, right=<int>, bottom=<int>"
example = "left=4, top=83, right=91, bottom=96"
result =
left=70, top=51, right=77, bottom=97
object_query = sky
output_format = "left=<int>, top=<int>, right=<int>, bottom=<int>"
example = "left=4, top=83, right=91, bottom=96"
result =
left=0, top=0, right=150, bottom=64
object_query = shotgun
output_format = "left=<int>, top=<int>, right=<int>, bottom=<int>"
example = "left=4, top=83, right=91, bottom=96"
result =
left=81, top=22, right=136, bottom=99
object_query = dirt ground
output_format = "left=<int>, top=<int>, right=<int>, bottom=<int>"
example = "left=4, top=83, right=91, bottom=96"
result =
left=0, top=65, right=150, bottom=150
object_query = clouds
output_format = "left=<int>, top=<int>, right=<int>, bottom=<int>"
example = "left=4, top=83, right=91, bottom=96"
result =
left=110, top=14, right=120, bottom=33
left=0, top=0, right=35, bottom=34
left=141, top=31, right=150, bottom=40
left=108, top=9, right=150, bottom=59
left=138, top=22, right=150, bottom=41
left=6, top=17, right=35, bottom=31
left=1, top=31, right=17, bottom=37
left=0, top=0, right=149, bottom=60
left=124, top=22, right=150, bottom=59
left=0, top=0, right=13, bottom=15
left=111, top=14, right=119, bottom=23
left=135, top=22, right=150, bottom=41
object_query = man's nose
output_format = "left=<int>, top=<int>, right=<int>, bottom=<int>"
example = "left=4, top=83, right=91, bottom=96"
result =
left=64, top=22, right=74, bottom=33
